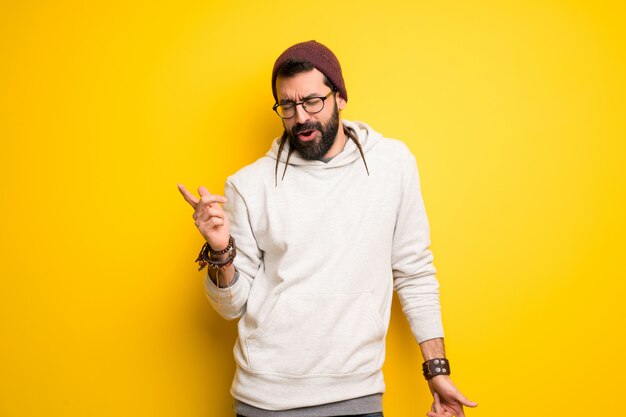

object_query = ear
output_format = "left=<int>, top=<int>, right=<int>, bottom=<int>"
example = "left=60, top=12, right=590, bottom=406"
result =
left=336, top=93, right=347, bottom=110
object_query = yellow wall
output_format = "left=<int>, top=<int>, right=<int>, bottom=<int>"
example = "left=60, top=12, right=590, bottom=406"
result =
left=1, top=1, right=625, bottom=416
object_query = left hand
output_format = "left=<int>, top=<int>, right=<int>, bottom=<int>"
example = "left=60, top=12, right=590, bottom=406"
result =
left=426, top=375, right=477, bottom=417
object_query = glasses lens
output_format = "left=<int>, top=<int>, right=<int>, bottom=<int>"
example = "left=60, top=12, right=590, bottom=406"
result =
left=278, top=104, right=295, bottom=119
left=303, top=98, right=324, bottom=114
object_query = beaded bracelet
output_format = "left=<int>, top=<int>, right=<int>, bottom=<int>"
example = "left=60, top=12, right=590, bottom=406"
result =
left=206, top=236, right=234, bottom=256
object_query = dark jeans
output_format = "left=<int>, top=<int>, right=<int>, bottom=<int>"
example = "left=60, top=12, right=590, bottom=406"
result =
left=237, top=414, right=383, bottom=417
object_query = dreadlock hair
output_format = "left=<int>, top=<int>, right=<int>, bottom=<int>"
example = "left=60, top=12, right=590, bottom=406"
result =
left=346, top=126, right=370, bottom=176
left=274, top=130, right=294, bottom=186
left=274, top=126, right=370, bottom=186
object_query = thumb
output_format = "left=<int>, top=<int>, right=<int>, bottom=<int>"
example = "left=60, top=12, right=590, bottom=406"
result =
left=457, top=394, right=478, bottom=408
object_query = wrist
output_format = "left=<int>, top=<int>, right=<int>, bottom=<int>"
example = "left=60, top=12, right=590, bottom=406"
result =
left=422, top=358, right=451, bottom=380
left=195, top=236, right=236, bottom=272
left=209, top=251, right=229, bottom=263
left=204, top=237, right=229, bottom=252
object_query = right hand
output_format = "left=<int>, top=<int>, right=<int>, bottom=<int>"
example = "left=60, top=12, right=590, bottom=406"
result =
left=177, top=184, right=230, bottom=251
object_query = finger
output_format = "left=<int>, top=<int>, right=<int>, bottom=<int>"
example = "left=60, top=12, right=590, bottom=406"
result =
left=461, top=398, right=478, bottom=408
left=427, top=411, right=451, bottom=417
left=433, top=392, right=443, bottom=414
left=453, top=392, right=478, bottom=408
left=206, top=217, right=225, bottom=228
left=177, top=183, right=199, bottom=209
left=426, top=412, right=450, bottom=417
left=195, top=207, right=223, bottom=223
left=199, top=193, right=227, bottom=207
left=197, top=185, right=228, bottom=204
left=195, top=215, right=225, bottom=229
left=206, top=206, right=225, bottom=219
left=444, top=402, right=466, bottom=417
left=198, top=185, right=210, bottom=196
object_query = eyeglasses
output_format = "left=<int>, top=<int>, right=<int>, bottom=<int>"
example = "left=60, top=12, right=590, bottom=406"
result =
left=272, top=90, right=335, bottom=119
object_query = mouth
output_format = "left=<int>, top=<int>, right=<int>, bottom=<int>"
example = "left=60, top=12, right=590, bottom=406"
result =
left=297, top=129, right=318, bottom=142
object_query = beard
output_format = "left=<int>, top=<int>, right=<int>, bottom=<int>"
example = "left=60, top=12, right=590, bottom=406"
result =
left=285, top=103, right=340, bottom=160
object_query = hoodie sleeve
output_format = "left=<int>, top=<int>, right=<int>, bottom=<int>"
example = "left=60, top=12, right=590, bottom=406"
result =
left=204, top=180, right=261, bottom=320
left=392, top=152, right=444, bottom=343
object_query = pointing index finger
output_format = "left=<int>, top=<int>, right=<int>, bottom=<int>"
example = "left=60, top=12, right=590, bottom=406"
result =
left=177, top=183, right=199, bottom=209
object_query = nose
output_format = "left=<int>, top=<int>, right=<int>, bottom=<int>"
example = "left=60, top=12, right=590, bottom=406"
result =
left=294, top=103, right=310, bottom=124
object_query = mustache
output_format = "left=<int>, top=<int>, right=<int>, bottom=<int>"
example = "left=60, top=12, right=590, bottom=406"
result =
left=292, top=121, right=322, bottom=135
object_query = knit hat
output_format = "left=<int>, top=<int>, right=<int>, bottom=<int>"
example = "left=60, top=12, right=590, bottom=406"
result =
left=272, top=40, right=347, bottom=103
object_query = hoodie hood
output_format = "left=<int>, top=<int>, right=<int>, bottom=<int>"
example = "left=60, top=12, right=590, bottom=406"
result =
left=266, top=119, right=382, bottom=169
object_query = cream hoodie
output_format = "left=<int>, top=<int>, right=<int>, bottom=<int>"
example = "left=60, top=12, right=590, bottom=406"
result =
left=205, top=120, right=443, bottom=410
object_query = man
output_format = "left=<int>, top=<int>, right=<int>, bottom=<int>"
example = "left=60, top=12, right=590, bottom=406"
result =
left=178, top=41, right=476, bottom=417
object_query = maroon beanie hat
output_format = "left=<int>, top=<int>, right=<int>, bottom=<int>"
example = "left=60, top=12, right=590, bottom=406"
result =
left=272, top=40, right=347, bottom=103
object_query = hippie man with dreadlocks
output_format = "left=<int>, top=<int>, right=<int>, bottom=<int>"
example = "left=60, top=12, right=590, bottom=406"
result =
left=178, top=41, right=477, bottom=417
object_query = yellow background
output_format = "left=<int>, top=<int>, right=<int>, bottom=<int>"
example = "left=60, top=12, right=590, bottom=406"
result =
left=1, top=1, right=625, bottom=416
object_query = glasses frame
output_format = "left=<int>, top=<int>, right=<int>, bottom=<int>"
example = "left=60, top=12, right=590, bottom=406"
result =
left=272, top=90, right=336, bottom=119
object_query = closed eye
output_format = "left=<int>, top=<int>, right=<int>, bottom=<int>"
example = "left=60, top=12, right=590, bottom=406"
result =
left=303, top=97, right=322, bottom=106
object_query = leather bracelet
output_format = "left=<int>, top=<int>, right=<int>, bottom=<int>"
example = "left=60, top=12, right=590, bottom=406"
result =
left=203, top=253, right=235, bottom=271
left=422, top=358, right=451, bottom=380
left=195, top=237, right=236, bottom=271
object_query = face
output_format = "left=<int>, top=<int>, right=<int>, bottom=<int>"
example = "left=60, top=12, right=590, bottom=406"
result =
left=275, top=69, right=346, bottom=160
